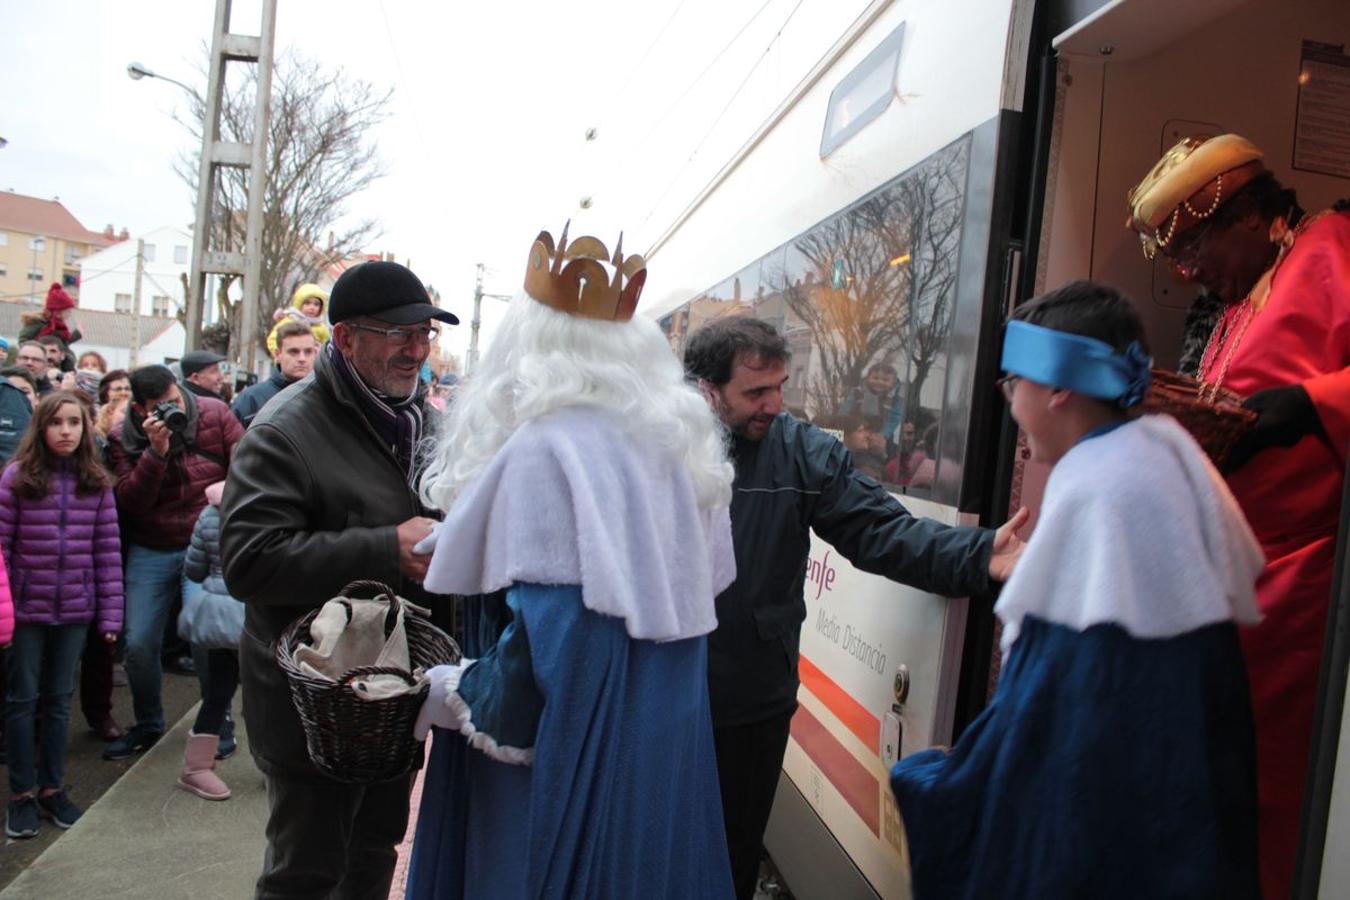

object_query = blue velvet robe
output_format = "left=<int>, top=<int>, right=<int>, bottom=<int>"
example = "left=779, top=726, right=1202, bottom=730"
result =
left=407, top=583, right=734, bottom=899
left=890, top=615, right=1260, bottom=899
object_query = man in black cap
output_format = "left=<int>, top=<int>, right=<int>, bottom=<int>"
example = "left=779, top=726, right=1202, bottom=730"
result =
left=180, top=350, right=228, bottom=400
left=220, top=261, right=458, bottom=899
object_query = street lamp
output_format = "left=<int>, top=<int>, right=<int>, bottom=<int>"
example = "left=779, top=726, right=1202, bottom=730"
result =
left=126, top=61, right=197, bottom=98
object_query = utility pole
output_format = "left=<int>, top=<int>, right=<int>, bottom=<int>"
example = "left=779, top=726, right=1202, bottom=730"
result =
left=130, top=239, right=145, bottom=369
left=466, top=263, right=512, bottom=375
left=185, top=0, right=277, bottom=376
left=28, top=238, right=44, bottom=303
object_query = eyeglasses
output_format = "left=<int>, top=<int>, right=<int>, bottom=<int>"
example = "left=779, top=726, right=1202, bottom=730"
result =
left=347, top=322, right=440, bottom=346
left=1160, top=217, right=1218, bottom=270
left=997, top=374, right=1019, bottom=402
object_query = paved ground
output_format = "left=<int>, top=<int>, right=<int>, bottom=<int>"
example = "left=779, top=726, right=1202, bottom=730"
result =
left=0, top=666, right=204, bottom=892
left=0, top=667, right=792, bottom=899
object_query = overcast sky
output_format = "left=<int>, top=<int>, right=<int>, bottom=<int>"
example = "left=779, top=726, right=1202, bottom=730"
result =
left=0, top=0, right=818, bottom=363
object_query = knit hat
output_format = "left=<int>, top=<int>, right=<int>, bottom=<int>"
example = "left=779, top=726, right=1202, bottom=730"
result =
left=45, top=283, right=76, bottom=313
left=291, top=283, right=328, bottom=314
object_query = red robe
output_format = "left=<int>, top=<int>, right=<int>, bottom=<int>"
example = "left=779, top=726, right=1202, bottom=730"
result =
left=1201, top=210, right=1350, bottom=899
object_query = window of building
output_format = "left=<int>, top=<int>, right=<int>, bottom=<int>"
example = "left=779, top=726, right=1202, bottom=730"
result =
left=0, top=264, right=7, bottom=277
left=143, top=243, right=157, bottom=263
left=28, top=237, right=44, bottom=251
left=174, top=245, right=188, bottom=265
left=27, top=269, right=42, bottom=282
left=152, top=295, right=171, bottom=317
left=114, top=293, right=133, bottom=314
left=64, top=246, right=80, bottom=264
left=0, top=232, right=8, bottom=246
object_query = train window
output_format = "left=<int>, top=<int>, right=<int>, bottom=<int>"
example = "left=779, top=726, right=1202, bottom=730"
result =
left=667, top=136, right=971, bottom=503
left=820, top=21, right=907, bottom=159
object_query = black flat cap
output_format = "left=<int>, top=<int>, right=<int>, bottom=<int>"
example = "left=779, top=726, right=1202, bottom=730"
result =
left=180, top=350, right=226, bottom=376
left=328, top=261, right=459, bottom=326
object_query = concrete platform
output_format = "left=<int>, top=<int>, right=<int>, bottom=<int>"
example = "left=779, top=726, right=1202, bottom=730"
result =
left=0, top=705, right=268, bottom=900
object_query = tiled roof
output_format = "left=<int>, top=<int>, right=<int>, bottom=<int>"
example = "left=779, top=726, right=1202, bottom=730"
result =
left=0, top=302, right=177, bottom=348
left=0, top=192, right=115, bottom=248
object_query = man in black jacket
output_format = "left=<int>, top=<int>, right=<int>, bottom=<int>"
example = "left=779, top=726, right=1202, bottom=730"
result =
left=220, top=261, right=457, bottom=899
left=180, top=350, right=228, bottom=400
left=230, top=321, right=319, bottom=428
left=683, top=316, right=1026, bottom=900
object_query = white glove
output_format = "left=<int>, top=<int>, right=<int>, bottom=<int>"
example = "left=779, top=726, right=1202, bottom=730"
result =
left=414, top=661, right=474, bottom=741
left=413, top=521, right=442, bottom=556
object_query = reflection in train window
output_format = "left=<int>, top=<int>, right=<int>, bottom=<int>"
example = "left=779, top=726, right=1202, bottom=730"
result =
left=663, top=136, right=971, bottom=500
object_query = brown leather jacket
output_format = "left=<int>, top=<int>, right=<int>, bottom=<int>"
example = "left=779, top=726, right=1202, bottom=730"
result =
left=220, top=350, right=443, bottom=780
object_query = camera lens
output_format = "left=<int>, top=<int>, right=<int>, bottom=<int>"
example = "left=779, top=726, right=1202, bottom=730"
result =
left=155, top=401, right=189, bottom=433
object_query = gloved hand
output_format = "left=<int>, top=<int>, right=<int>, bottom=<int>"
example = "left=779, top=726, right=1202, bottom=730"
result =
left=1225, top=384, right=1325, bottom=472
left=414, top=661, right=474, bottom=741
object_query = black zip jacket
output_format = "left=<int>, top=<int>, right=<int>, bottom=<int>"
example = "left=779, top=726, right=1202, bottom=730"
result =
left=220, top=350, right=441, bottom=780
left=710, top=414, right=994, bottom=727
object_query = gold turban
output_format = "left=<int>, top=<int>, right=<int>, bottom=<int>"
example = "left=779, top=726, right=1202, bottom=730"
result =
left=1126, top=134, right=1266, bottom=259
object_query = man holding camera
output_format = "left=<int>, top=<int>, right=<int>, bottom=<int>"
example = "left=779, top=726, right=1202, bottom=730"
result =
left=103, top=364, right=243, bottom=760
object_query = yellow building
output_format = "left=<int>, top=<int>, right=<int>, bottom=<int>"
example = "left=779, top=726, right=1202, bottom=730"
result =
left=0, top=191, right=118, bottom=306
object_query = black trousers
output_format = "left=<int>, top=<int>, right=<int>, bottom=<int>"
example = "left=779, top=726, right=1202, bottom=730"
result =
left=191, top=647, right=239, bottom=735
left=713, top=709, right=795, bottom=900
left=256, top=770, right=414, bottom=900
left=79, top=621, right=116, bottom=726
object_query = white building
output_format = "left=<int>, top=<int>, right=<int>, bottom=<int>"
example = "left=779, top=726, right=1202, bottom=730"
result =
left=72, top=224, right=240, bottom=368
left=77, top=225, right=194, bottom=319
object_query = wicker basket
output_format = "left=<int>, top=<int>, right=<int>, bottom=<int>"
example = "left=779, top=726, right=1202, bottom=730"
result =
left=1140, top=368, right=1257, bottom=467
left=276, top=580, right=461, bottom=784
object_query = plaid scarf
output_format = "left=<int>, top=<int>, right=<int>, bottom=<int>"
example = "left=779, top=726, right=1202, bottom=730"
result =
left=326, top=344, right=425, bottom=484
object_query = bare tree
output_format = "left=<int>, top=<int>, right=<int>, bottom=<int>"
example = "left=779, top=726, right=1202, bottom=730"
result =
left=767, top=139, right=967, bottom=416
left=175, top=47, right=392, bottom=356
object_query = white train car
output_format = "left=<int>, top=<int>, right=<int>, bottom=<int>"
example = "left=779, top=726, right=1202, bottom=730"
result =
left=592, top=0, right=1350, bottom=896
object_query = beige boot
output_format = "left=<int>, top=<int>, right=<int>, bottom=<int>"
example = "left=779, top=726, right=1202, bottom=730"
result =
left=177, top=732, right=231, bottom=801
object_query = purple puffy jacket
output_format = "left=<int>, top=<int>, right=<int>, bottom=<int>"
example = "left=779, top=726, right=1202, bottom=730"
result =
left=0, top=460, right=124, bottom=634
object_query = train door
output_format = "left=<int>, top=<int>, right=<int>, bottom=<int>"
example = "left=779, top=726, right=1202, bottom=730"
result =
left=1030, top=1, right=1350, bottom=897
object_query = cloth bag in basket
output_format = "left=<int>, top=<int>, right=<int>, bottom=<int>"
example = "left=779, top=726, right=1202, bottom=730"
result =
left=294, top=597, right=428, bottom=700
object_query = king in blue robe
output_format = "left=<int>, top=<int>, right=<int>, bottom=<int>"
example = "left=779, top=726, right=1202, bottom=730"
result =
left=408, top=401, right=738, bottom=900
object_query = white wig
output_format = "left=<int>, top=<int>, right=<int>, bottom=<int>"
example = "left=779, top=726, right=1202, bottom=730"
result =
left=420, top=293, right=733, bottom=512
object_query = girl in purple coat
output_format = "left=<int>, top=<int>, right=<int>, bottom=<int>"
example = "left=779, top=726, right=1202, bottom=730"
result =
left=0, top=391, right=123, bottom=839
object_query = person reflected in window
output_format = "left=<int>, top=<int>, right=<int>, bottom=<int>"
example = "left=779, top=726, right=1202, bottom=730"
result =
left=841, top=362, right=905, bottom=451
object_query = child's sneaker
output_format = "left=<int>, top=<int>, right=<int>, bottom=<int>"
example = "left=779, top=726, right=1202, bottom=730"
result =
left=6, top=796, right=39, bottom=838
left=36, top=790, right=83, bottom=829
left=216, top=712, right=237, bottom=760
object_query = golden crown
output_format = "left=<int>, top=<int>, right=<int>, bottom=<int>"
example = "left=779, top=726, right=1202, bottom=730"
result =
left=523, top=223, right=647, bottom=322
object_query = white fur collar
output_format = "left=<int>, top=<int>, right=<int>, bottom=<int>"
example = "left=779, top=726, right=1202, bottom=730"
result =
left=997, top=415, right=1262, bottom=653
left=422, top=406, right=735, bottom=641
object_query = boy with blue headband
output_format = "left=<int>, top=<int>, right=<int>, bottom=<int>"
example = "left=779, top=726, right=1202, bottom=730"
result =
left=890, top=281, right=1264, bottom=899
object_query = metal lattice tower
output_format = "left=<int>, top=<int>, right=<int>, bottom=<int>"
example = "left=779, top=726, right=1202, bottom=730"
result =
left=185, top=0, right=277, bottom=374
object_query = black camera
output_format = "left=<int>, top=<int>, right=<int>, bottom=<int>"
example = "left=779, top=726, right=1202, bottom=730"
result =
left=153, top=401, right=189, bottom=433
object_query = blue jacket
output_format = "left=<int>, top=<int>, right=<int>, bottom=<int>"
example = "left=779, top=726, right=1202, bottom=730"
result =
left=230, top=369, right=295, bottom=429
left=0, top=381, right=32, bottom=466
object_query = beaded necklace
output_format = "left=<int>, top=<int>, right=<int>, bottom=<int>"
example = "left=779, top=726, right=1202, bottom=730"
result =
left=1197, top=209, right=1328, bottom=399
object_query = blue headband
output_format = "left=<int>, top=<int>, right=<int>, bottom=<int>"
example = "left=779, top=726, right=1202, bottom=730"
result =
left=1001, top=320, right=1152, bottom=408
